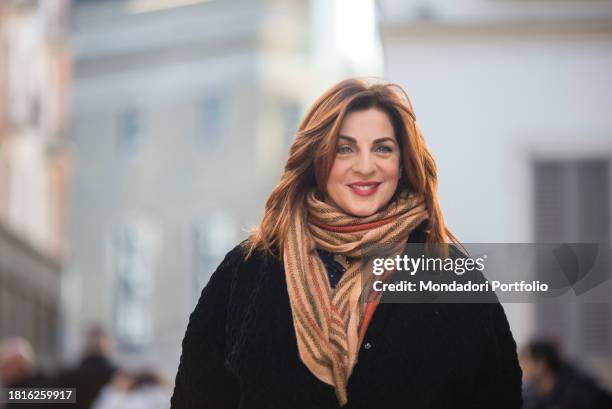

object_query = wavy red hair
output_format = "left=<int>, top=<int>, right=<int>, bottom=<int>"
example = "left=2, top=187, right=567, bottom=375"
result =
left=245, top=78, right=458, bottom=259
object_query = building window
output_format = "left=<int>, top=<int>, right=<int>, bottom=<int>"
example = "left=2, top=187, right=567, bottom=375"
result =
left=196, top=94, right=227, bottom=149
left=110, top=220, right=160, bottom=351
left=533, top=158, right=611, bottom=358
left=192, top=213, right=238, bottom=301
left=116, top=108, right=143, bottom=158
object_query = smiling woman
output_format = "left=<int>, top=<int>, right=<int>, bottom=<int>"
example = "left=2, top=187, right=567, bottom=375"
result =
left=327, top=108, right=401, bottom=216
left=170, top=78, right=523, bottom=409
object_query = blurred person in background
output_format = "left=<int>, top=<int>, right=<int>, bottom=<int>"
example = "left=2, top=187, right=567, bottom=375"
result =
left=171, top=78, right=522, bottom=408
left=55, top=325, right=117, bottom=409
left=92, top=368, right=171, bottom=409
left=0, top=337, right=51, bottom=408
left=520, top=338, right=612, bottom=409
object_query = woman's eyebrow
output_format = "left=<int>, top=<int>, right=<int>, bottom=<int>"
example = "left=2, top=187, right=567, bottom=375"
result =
left=338, top=135, right=396, bottom=144
left=373, top=137, right=396, bottom=144
left=338, top=135, right=356, bottom=143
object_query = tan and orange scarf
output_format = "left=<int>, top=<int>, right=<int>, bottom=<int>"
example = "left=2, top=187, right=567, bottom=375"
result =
left=283, top=189, right=428, bottom=406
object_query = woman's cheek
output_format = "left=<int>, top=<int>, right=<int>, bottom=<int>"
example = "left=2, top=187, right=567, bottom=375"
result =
left=382, top=157, right=400, bottom=182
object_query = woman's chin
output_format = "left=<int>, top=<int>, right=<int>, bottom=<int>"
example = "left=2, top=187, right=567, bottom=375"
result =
left=345, top=204, right=379, bottom=217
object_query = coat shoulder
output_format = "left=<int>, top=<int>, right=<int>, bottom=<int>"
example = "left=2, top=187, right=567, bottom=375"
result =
left=217, top=239, right=283, bottom=281
left=233, top=239, right=281, bottom=264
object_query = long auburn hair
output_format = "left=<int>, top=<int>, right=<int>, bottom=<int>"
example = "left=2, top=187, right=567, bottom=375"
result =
left=245, top=78, right=458, bottom=259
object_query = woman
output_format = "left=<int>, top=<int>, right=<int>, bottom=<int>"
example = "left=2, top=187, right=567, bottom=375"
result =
left=170, top=78, right=522, bottom=408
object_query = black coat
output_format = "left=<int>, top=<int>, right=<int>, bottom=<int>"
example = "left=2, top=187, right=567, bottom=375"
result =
left=171, top=222, right=523, bottom=408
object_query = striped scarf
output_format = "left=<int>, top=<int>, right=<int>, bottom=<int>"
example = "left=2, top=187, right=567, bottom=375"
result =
left=283, top=188, right=428, bottom=406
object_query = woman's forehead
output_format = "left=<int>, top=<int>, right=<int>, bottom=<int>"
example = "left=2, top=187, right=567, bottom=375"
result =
left=339, top=108, right=395, bottom=142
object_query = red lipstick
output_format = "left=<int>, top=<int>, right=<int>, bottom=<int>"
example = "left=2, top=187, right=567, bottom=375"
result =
left=348, top=181, right=381, bottom=197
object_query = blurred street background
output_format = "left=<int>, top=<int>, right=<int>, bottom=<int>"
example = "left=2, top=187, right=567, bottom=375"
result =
left=0, top=0, right=611, bottom=407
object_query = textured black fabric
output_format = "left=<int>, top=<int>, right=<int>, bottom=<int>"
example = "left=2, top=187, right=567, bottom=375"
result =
left=171, top=221, right=523, bottom=408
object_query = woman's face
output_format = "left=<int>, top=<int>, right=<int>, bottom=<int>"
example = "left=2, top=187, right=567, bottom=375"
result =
left=325, top=108, right=401, bottom=217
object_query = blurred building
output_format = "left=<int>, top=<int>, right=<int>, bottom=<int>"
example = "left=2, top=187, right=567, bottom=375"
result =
left=0, top=0, right=71, bottom=367
left=379, top=0, right=612, bottom=384
left=67, top=0, right=381, bottom=378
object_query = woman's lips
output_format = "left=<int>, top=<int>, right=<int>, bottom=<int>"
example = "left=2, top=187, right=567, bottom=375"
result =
left=348, top=182, right=381, bottom=197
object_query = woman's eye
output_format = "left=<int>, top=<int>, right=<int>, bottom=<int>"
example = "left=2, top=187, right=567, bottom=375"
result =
left=374, top=145, right=393, bottom=153
left=337, top=145, right=353, bottom=154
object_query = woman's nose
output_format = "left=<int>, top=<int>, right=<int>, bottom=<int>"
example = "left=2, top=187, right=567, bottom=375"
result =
left=352, top=152, right=376, bottom=175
